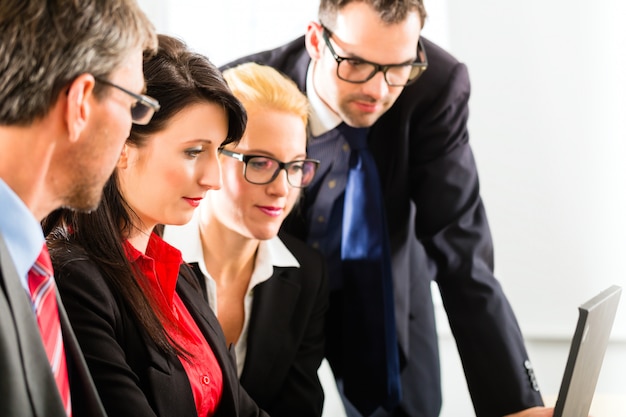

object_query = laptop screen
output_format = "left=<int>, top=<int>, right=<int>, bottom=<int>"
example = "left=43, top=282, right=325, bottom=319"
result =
left=553, top=285, right=622, bottom=417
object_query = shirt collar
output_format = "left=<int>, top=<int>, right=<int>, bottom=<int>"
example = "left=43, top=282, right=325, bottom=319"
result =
left=123, top=232, right=183, bottom=306
left=161, top=210, right=204, bottom=264
left=251, top=235, right=300, bottom=287
left=306, top=60, right=343, bottom=137
left=0, top=178, right=45, bottom=289
left=162, top=210, right=300, bottom=286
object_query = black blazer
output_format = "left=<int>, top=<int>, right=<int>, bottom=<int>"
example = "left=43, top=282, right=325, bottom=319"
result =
left=225, top=37, right=544, bottom=417
left=188, top=232, right=328, bottom=417
left=0, top=233, right=106, bottom=417
left=52, top=240, right=268, bottom=417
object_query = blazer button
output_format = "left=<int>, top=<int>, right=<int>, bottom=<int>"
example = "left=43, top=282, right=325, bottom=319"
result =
left=202, top=375, right=211, bottom=385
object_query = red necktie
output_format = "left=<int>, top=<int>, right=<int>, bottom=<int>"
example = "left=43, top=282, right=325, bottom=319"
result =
left=28, top=243, right=72, bottom=416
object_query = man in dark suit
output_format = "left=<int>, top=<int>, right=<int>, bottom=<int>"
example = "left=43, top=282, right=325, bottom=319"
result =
left=224, top=1, right=555, bottom=416
left=0, top=1, right=158, bottom=416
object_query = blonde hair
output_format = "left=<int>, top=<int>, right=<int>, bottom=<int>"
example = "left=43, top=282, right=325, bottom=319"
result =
left=222, top=62, right=309, bottom=128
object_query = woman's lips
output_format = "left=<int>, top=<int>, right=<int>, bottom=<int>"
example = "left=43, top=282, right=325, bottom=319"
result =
left=257, top=205, right=283, bottom=217
left=183, top=197, right=203, bottom=208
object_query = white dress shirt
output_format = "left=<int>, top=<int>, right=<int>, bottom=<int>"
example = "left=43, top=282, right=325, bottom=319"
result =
left=162, top=209, right=299, bottom=377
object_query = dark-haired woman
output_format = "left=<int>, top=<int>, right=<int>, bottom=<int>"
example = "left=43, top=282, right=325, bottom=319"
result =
left=44, top=35, right=268, bottom=417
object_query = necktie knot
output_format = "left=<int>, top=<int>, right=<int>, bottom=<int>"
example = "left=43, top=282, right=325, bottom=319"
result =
left=338, top=123, right=369, bottom=151
left=30, top=243, right=53, bottom=279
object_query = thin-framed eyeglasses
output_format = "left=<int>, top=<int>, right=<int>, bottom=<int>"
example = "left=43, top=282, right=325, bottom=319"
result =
left=219, top=148, right=320, bottom=188
left=321, top=25, right=428, bottom=87
left=94, top=77, right=160, bottom=125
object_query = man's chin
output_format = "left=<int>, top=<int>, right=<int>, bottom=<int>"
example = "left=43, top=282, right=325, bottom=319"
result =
left=340, top=106, right=385, bottom=128
left=342, top=114, right=380, bottom=128
left=62, top=190, right=104, bottom=213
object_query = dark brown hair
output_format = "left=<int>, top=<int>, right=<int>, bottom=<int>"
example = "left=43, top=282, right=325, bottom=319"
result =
left=319, top=0, right=427, bottom=29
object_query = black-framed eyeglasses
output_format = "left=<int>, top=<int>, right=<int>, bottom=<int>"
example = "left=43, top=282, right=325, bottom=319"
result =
left=219, top=148, right=320, bottom=188
left=321, top=26, right=428, bottom=87
left=94, top=77, right=160, bottom=125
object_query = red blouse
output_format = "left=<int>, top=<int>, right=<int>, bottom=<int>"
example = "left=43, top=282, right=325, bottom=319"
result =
left=124, top=233, right=223, bottom=417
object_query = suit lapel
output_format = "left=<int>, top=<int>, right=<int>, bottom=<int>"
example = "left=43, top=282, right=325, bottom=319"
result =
left=56, top=294, right=106, bottom=417
left=0, top=235, right=66, bottom=417
left=176, top=274, right=240, bottom=416
left=178, top=276, right=226, bottom=340
left=240, top=267, right=301, bottom=386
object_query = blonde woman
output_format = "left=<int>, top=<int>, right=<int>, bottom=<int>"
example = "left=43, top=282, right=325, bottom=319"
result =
left=164, top=63, right=328, bottom=417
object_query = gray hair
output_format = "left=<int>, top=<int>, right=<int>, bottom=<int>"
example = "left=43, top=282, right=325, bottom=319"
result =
left=0, top=0, right=158, bottom=125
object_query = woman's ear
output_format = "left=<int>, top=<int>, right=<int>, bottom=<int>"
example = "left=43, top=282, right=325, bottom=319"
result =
left=117, top=143, right=129, bottom=170
left=65, top=73, right=96, bottom=143
left=305, top=21, right=324, bottom=61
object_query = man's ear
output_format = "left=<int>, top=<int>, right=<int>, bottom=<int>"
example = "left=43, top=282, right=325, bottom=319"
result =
left=305, top=21, right=324, bottom=60
left=66, top=73, right=96, bottom=143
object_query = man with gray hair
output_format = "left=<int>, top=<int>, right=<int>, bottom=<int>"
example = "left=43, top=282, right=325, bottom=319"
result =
left=0, top=1, right=158, bottom=416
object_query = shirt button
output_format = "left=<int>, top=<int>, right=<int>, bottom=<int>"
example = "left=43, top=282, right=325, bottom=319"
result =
left=317, top=216, right=325, bottom=223
left=202, top=375, right=211, bottom=385
left=328, top=180, right=337, bottom=189
left=311, top=241, right=319, bottom=249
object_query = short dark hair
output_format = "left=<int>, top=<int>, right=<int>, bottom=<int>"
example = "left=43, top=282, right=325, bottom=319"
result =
left=319, top=0, right=427, bottom=29
left=0, top=0, right=157, bottom=125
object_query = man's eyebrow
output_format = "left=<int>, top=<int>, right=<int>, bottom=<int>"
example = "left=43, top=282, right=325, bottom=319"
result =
left=335, top=40, right=417, bottom=66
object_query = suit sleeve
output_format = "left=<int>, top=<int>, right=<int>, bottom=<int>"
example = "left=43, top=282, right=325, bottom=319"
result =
left=55, top=259, right=163, bottom=417
left=262, top=244, right=328, bottom=417
left=407, top=60, right=544, bottom=415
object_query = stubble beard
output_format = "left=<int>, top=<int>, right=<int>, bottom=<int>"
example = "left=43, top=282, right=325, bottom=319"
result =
left=61, top=176, right=106, bottom=213
left=61, top=126, right=122, bottom=213
left=338, top=94, right=392, bottom=128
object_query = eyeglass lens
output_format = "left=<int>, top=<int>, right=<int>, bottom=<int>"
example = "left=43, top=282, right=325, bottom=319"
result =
left=130, top=101, right=154, bottom=125
left=337, top=61, right=418, bottom=86
left=95, top=77, right=159, bottom=125
left=245, top=156, right=318, bottom=187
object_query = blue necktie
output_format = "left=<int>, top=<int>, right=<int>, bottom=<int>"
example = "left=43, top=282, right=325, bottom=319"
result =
left=339, top=123, right=402, bottom=415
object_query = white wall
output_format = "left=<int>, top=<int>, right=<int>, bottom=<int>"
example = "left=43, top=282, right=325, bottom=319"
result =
left=443, top=0, right=626, bottom=341
left=137, top=0, right=319, bottom=66
left=436, top=1, right=626, bottom=414
left=136, top=0, right=626, bottom=415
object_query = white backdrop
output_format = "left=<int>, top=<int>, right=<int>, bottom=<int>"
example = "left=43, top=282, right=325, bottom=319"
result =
left=443, top=0, right=626, bottom=340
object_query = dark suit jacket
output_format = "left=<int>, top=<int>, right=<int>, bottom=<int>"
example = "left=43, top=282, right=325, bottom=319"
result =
left=224, top=37, right=544, bottom=417
left=52, top=240, right=268, bottom=417
left=188, top=232, right=328, bottom=417
left=0, top=233, right=106, bottom=417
